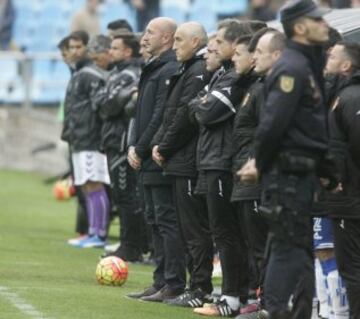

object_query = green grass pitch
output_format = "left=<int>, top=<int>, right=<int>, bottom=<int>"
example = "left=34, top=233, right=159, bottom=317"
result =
left=0, top=170, right=205, bottom=319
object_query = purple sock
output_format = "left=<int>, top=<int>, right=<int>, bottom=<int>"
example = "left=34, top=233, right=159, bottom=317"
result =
left=86, top=188, right=110, bottom=239
left=85, top=192, right=97, bottom=236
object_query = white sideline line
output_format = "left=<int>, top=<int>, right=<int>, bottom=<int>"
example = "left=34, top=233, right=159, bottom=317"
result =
left=0, top=286, right=51, bottom=319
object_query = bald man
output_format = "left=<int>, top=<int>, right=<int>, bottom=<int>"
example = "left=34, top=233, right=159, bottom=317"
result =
left=127, top=17, right=186, bottom=302
left=150, top=22, right=214, bottom=307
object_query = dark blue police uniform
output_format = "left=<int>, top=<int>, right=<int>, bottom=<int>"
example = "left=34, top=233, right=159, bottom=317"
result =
left=254, top=1, right=331, bottom=318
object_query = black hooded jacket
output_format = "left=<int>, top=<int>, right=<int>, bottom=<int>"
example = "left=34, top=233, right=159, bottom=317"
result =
left=152, top=48, right=212, bottom=177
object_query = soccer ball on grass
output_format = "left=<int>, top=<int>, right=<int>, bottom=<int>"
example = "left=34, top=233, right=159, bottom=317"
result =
left=96, top=256, right=128, bottom=286
left=53, top=178, right=76, bottom=200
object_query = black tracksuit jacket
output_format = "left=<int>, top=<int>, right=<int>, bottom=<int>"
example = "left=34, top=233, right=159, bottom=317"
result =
left=231, top=72, right=264, bottom=201
left=152, top=48, right=211, bottom=177
left=321, top=71, right=360, bottom=219
left=194, top=60, right=252, bottom=172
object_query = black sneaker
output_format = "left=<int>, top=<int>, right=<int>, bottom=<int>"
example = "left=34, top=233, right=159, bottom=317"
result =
left=193, top=299, right=239, bottom=317
left=165, top=288, right=213, bottom=308
left=126, top=286, right=159, bottom=299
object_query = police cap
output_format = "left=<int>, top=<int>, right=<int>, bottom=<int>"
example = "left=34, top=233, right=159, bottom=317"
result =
left=280, top=0, right=330, bottom=23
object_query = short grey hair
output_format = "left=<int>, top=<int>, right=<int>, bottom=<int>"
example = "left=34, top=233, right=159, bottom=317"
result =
left=87, top=35, right=111, bottom=54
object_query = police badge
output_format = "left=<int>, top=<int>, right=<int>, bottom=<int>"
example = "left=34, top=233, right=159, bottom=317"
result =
left=279, top=75, right=295, bottom=93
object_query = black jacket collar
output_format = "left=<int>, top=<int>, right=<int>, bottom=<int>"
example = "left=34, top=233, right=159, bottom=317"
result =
left=113, top=59, right=132, bottom=72
left=75, top=57, right=92, bottom=71
left=222, top=59, right=234, bottom=71
left=345, top=69, right=360, bottom=86
left=287, top=40, right=326, bottom=92
left=146, top=49, right=176, bottom=69
left=178, top=46, right=206, bottom=73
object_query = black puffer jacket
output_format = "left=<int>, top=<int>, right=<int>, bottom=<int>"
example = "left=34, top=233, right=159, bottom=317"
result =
left=152, top=48, right=211, bottom=177
left=129, top=49, right=178, bottom=184
left=194, top=60, right=252, bottom=172
left=231, top=73, right=264, bottom=201
left=95, top=60, right=140, bottom=152
left=318, top=71, right=360, bottom=219
left=61, top=58, right=106, bottom=152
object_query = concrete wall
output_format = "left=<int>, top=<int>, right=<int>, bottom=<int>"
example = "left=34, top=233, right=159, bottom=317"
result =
left=0, top=107, right=68, bottom=176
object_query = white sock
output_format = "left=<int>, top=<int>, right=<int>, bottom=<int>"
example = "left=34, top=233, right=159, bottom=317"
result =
left=327, top=269, right=349, bottom=319
left=315, top=258, right=330, bottom=318
left=220, top=295, right=240, bottom=311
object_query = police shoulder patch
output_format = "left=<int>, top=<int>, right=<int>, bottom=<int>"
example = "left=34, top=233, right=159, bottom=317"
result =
left=279, top=75, right=295, bottom=93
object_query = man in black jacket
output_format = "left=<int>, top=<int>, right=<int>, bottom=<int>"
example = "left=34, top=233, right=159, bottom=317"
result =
left=57, top=33, right=89, bottom=246
left=232, top=30, right=286, bottom=319
left=325, top=41, right=360, bottom=319
left=62, top=32, right=111, bottom=249
left=93, top=34, right=143, bottom=262
left=151, top=21, right=213, bottom=307
left=127, top=17, right=186, bottom=302
left=193, top=20, right=255, bottom=317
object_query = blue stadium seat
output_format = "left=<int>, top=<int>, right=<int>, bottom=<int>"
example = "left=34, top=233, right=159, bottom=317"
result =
left=32, top=81, right=65, bottom=104
left=32, top=60, right=53, bottom=81
left=160, top=5, right=187, bottom=24
left=54, top=62, right=70, bottom=82
left=214, top=0, right=247, bottom=16
left=0, top=59, right=19, bottom=82
left=101, top=3, right=136, bottom=33
left=31, top=58, right=69, bottom=104
left=189, top=8, right=217, bottom=32
left=39, top=4, right=66, bottom=24
left=1, top=80, right=25, bottom=104
left=191, top=0, right=217, bottom=11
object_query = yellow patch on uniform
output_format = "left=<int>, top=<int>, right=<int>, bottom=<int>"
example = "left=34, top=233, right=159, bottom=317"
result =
left=279, top=75, right=295, bottom=93
left=331, top=97, right=340, bottom=111
left=241, top=93, right=250, bottom=107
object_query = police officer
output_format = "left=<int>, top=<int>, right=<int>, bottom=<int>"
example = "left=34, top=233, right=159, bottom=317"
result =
left=239, top=1, right=334, bottom=318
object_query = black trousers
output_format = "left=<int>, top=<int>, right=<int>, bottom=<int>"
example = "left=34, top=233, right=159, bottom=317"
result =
left=261, top=169, right=315, bottom=319
left=237, top=200, right=269, bottom=305
left=205, top=170, right=248, bottom=298
left=333, top=218, right=360, bottom=319
left=74, top=186, right=88, bottom=234
left=107, top=151, right=142, bottom=255
left=173, top=176, right=213, bottom=294
left=143, top=182, right=186, bottom=291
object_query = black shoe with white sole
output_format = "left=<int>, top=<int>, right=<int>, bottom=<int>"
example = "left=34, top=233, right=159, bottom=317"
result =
left=165, top=288, right=213, bottom=308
